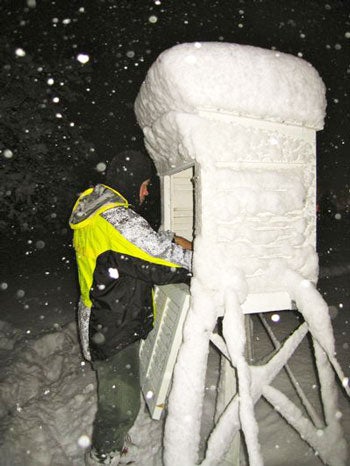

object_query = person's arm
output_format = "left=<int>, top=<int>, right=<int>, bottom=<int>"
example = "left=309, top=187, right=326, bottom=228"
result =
left=109, top=252, right=192, bottom=286
left=102, top=207, right=193, bottom=271
left=173, top=235, right=192, bottom=251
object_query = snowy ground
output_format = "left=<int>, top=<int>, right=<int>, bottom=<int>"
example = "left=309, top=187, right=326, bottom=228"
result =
left=0, top=236, right=349, bottom=466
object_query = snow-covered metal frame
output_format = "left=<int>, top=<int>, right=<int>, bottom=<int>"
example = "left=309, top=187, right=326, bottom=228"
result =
left=135, top=42, right=349, bottom=466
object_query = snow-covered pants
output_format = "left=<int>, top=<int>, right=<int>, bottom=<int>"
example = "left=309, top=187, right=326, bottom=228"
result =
left=91, top=341, right=140, bottom=454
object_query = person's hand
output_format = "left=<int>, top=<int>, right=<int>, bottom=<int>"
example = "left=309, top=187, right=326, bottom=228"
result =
left=174, top=235, right=192, bottom=251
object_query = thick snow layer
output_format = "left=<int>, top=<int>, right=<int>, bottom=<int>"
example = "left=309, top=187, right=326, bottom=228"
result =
left=0, top=299, right=348, bottom=466
left=0, top=322, right=96, bottom=465
left=0, top=258, right=349, bottom=466
left=133, top=41, right=349, bottom=466
left=164, top=267, right=349, bottom=466
left=0, top=320, right=162, bottom=466
left=135, top=43, right=320, bottom=289
left=135, top=42, right=326, bottom=131
left=138, top=111, right=319, bottom=291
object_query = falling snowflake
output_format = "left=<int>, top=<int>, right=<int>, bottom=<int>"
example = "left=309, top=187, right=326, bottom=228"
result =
left=77, top=53, right=90, bottom=64
left=15, top=48, right=26, bottom=57
left=108, top=267, right=119, bottom=279
left=3, top=149, right=13, bottom=159
left=96, top=162, right=106, bottom=172
left=77, top=435, right=91, bottom=449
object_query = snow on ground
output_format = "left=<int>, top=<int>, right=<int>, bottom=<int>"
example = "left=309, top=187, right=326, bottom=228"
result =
left=253, top=307, right=350, bottom=466
left=0, top=321, right=95, bottom=465
left=0, top=246, right=349, bottom=465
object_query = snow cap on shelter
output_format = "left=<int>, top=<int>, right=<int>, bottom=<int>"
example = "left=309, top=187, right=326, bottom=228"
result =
left=135, top=42, right=326, bottom=130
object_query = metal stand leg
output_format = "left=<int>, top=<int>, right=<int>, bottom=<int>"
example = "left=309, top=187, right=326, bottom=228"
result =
left=216, top=357, right=240, bottom=466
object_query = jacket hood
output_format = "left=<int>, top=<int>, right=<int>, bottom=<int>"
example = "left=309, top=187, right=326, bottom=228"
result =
left=105, top=150, right=156, bottom=209
left=69, top=184, right=127, bottom=229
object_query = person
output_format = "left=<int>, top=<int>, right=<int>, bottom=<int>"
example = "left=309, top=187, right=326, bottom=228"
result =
left=69, top=150, right=192, bottom=465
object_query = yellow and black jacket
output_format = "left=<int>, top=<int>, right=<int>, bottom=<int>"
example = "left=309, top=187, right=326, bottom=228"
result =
left=69, top=184, right=192, bottom=361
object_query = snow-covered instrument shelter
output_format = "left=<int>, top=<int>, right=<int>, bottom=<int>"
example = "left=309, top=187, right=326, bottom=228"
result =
left=135, top=42, right=349, bottom=466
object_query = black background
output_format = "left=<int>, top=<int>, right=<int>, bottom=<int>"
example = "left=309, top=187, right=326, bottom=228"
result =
left=1, top=0, right=349, bottom=258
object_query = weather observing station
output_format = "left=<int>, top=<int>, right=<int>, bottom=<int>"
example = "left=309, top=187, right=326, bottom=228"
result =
left=135, top=42, right=349, bottom=466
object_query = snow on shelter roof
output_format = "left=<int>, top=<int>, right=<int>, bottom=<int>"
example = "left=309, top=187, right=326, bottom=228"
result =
left=135, top=42, right=326, bottom=130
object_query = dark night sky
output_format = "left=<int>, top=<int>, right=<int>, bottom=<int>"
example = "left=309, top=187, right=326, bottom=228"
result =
left=2, top=0, right=350, bottom=192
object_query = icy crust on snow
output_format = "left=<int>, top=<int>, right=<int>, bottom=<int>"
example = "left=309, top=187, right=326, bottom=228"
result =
left=135, top=42, right=326, bottom=131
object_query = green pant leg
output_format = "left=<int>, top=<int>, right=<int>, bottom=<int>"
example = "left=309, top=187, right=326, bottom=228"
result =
left=91, top=341, right=141, bottom=455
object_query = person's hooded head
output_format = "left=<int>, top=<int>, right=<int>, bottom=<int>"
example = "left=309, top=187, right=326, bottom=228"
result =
left=105, top=150, right=156, bottom=209
left=106, top=150, right=160, bottom=230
